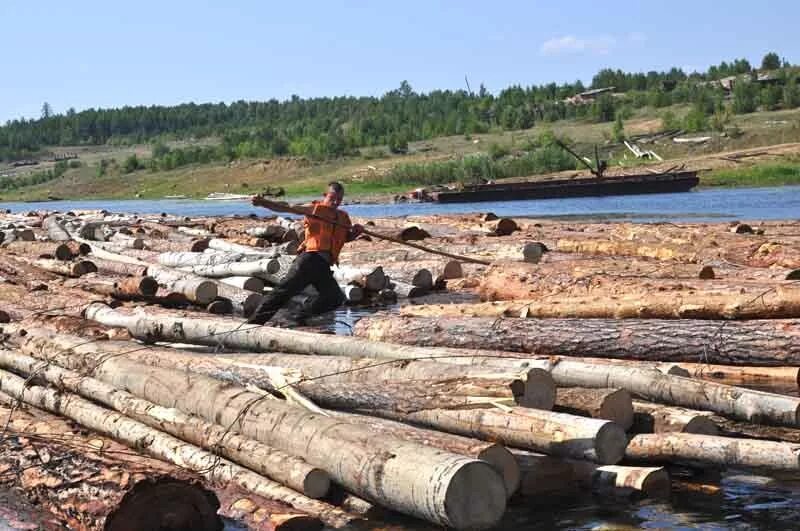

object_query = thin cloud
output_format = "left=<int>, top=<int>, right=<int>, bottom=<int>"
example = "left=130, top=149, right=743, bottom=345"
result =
left=540, top=35, right=616, bottom=56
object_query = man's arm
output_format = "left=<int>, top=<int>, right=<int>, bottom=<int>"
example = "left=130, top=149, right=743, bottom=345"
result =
left=251, top=196, right=313, bottom=216
left=346, top=223, right=364, bottom=242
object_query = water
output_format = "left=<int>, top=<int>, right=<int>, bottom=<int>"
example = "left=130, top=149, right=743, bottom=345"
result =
left=3, top=185, right=800, bottom=222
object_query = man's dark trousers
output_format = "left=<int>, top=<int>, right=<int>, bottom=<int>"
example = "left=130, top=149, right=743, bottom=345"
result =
left=247, top=252, right=345, bottom=325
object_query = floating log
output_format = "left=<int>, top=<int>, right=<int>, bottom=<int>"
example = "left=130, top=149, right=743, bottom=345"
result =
left=370, top=260, right=462, bottom=284
left=555, top=388, right=634, bottom=430
left=0, top=348, right=331, bottom=499
left=379, top=406, right=628, bottom=464
left=4, top=240, right=81, bottom=261
left=159, top=250, right=246, bottom=267
left=0, top=397, right=223, bottom=531
left=219, top=275, right=266, bottom=292
left=91, top=257, right=148, bottom=277
left=216, top=282, right=263, bottom=316
left=383, top=267, right=434, bottom=289
left=513, top=450, right=669, bottom=498
left=43, top=215, right=71, bottom=241
left=631, top=401, right=719, bottom=435
left=332, top=265, right=387, bottom=291
left=207, top=238, right=281, bottom=256
left=352, top=315, right=800, bottom=366
left=64, top=275, right=159, bottom=298
left=626, top=433, right=800, bottom=472
left=146, top=265, right=219, bottom=305
left=109, top=232, right=145, bottom=249
left=180, top=258, right=282, bottom=280
left=32, top=258, right=97, bottom=277
left=482, top=218, right=518, bottom=236
left=390, top=278, right=428, bottom=298
left=333, top=411, right=520, bottom=497
left=25, top=339, right=506, bottom=529
left=145, top=238, right=210, bottom=253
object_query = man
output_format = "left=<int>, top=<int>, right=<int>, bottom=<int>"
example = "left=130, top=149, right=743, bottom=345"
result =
left=247, top=181, right=363, bottom=325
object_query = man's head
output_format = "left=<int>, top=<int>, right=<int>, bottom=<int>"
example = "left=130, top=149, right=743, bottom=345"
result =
left=322, top=181, right=345, bottom=208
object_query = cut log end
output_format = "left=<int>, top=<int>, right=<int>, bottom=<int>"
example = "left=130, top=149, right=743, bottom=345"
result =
left=443, top=461, right=507, bottom=530
left=477, top=444, right=521, bottom=498
left=684, top=416, right=720, bottom=436
left=303, top=469, right=333, bottom=500
left=189, top=239, right=210, bottom=252
left=105, top=476, right=222, bottom=531
left=242, top=293, right=264, bottom=317
left=520, top=368, right=556, bottom=410
left=595, top=422, right=628, bottom=465
left=593, top=465, right=671, bottom=498
left=698, top=265, right=715, bottom=279
left=522, top=242, right=548, bottom=264
left=598, top=389, right=634, bottom=431
left=0, top=310, right=10, bottom=324
left=195, top=281, right=219, bottom=305
left=207, top=298, right=234, bottom=314
left=75, top=260, right=98, bottom=276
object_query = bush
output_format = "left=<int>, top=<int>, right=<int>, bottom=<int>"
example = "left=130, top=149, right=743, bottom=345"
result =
left=488, top=143, right=510, bottom=160
left=612, top=114, right=626, bottom=142
left=122, top=154, right=141, bottom=174
left=68, top=160, right=81, bottom=168
left=732, top=81, right=758, bottom=114
left=660, top=110, right=681, bottom=131
left=683, top=108, right=708, bottom=133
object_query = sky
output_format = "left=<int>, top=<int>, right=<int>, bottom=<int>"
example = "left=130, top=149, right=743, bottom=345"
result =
left=2, top=0, right=799, bottom=123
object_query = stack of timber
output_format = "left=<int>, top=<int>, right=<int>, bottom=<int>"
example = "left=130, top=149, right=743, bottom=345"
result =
left=4, top=210, right=800, bottom=528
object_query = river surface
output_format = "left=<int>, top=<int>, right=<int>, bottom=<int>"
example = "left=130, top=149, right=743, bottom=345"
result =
left=3, top=185, right=800, bottom=222
left=5, top=185, right=800, bottom=530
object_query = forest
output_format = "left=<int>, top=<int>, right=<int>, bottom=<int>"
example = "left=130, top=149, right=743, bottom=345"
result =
left=1, top=52, right=798, bottom=167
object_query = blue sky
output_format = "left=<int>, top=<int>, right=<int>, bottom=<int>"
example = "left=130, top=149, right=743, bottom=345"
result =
left=2, top=1, right=798, bottom=123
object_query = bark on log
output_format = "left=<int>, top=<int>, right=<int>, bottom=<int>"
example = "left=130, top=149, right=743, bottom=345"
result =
left=332, top=411, right=520, bottom=497
left=0, top=349, right=331, bottom=499
left=631, top=401, right=719, bottom=435
left=91, top=257, right=148, bottom=277
left=43, top=215, right=71, bottom=241
left=400, top=287, right=800, bottom=319
left=15, top=336, right=506, bottom=529
left=389, top=279, right=428, bottom=298
left=216, top=489, right=323, bottom=531
left=513, top=451, right=669, bottom=498
left=215, top=282, right=263, bottom=316
left=4, top=241, right=79, bottom=261
left=63, top=275, right=159, bottom=298
left=109, top=232, right=144, bottom=249
left=658, top=362, right=800, bottom=387
left=144, top=238, right=209, bottom=253
left=179, top=258, right=282, bottom=280
left=208, top=238, right=284, bottom=256
left=363, top=260, right=462, bottom=284
left=383, top=267, right=434, bottom=289
left=146, top=265, right=219, bottom=304
left=159, top=250, right=246, bottom=267
left=377, top=406, right=628, bottom=464
left=626, top=433, right=800, bottom=471
left=0, top=398, right=223, bottom=531
left=555, top=388, right=634, bottom=430
left=332, top=265, right=386, bottom=291
left=31, top=258, right=97, bottom=277
left=352, top=315, right=800, bottom=366
left=220, top=276, right=266, bottom=292
left=0, top=359, right=349, bottom=528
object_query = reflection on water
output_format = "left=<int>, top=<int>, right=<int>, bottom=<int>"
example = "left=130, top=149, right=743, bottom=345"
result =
left=4, top=185, right=800, bottom=222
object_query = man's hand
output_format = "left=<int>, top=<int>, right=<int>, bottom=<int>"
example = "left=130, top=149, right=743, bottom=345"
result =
left=348, top=223, right=365, bottom=241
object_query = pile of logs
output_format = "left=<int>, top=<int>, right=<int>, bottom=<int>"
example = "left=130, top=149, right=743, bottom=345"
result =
left=2, top=208, right=800, bottom=529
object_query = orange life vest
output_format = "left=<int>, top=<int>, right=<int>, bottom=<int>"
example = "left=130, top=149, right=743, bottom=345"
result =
left=303, top=201, right=351, bottom=263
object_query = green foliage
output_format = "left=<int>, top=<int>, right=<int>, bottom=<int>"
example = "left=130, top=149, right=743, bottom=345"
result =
left=683, top=108, right=708, bottom=133
left=760, top=85, right=783, bottom=111
left=151, top=142, right=170, bottom=158
left=97, top=159, right=109, bottom=177
left=704, top=161, right=800, bottom=187
left=761, top=52, right=781, bottom=71
left=68, top=160, right=81, bottom=169
left=612, top=114, right=626, bottom=142
left=732, top=81, right=759, bottom=114
left=488, top=142, right=510, bottom=160
left=388, top=132, right=409, bottom=154
left=0, top=158, right=69, bottom=192
left=660, top=110, right=681, bottom=131
left=590, top=94, right=616, bottom=123
left=784, top=78, right=800, bottom=109
left=382, top=145, right=575, bottom=186
left=122, top=154, right=142, bottom=174
left=709, top=106, right=732, bottom=132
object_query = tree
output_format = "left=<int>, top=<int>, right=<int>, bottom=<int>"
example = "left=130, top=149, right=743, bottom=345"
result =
left=612, top=114, right=626, bottom=142
left=591, top=94, right=616, bottom=123
left=41, top=102, right=53, bottom=120
left=732, top=81, right=758, bottom=114
left=760, top=85, right=782, bottom=111
left=784, top=78, right=800, bottom=109
left=761, top=52, right=781, bottom=71
left=122, top=154, right=141, bottom=173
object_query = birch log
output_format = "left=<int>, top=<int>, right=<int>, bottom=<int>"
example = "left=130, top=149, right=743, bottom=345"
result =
left=0, top=348, right=331, bottom=499
left=377, top=406, right=628, bottom=464
left=158, top=251, right=246, bottom=267
left=0, top=398, right=223, bottom=531
left=14, top=341, right=506, bottom=529
left=626, top=433, right=800, bottom=471
left=146, top=265, right=218, bottom=304
left=179, top=258, right=281, bottom=279
left=0, top=361, right=352, bottom=528
left=31, top=258, right=97, bottom=277
left=332, top=265, right=387, bottom=291
left=631, top=401, right=719, bottom=435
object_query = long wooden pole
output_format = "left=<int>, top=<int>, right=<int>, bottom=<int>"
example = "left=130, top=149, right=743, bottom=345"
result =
left=253, top=196, right=491, bottom=265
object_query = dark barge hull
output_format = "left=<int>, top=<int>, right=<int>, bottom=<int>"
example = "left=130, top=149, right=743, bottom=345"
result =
left=433, top=171, right=700, bottom=203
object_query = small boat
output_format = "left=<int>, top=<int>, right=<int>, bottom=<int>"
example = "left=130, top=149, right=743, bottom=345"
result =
left=205, top=192, right=251, bottom=201
left=164, top=194, right=188, bottom=199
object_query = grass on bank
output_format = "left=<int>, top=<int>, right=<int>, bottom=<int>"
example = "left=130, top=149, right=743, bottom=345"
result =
left=702, top=159, right=800, bottom=188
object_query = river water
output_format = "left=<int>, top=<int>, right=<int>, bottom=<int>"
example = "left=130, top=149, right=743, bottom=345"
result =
left=2, top=185, right=800, bottom=222
left=5, top=186, right=800, bottom=530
